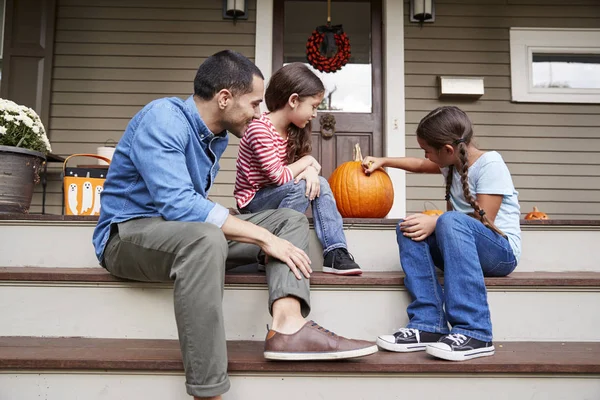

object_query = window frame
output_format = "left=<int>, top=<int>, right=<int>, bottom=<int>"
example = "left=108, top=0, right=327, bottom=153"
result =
left=509, top=28, right=600, bottom=104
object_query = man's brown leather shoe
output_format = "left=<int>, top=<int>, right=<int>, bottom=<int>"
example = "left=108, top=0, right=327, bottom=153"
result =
left=264, top=320, right=378, bottom=360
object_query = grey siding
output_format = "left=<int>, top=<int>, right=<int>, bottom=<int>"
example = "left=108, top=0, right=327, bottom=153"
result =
left=404, top=0, right=600, bottom=219
left=34, top=0, right=255, bottom=214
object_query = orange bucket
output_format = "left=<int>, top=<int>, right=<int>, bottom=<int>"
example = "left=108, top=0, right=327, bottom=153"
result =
left=62, top=154, right=111, bottom=216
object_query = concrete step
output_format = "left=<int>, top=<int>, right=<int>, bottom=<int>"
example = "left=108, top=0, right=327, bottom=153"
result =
left=2, top=268, right=599, bottom=342
left=1, top=337, right=599, bottom=400
left=2, top=216, right=600, bottom=272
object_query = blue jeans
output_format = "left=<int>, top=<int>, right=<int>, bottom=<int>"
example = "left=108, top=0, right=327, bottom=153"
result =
left=398, top=211, right=517, bottom=341
left=241, top=178, right=347, bottom=255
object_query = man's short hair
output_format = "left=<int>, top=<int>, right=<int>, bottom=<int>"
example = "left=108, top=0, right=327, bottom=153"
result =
left=194, top=50, right=264, bottom=100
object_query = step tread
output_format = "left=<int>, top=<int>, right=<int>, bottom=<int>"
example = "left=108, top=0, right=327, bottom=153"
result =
left=1, top=267, right=599, bottom=287
left=2, top=213, right=600, bottom=226
left=1, top=337, right=598, bottom=374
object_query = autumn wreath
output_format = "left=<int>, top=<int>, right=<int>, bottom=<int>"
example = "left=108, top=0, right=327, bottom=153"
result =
left=306, top=24, right=351, bottom=73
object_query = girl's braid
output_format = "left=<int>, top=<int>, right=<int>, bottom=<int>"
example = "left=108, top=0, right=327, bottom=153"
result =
left=455, top=141, right=506, bottom=238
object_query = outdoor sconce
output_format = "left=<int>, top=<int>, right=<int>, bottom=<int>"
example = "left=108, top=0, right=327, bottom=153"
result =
left=223, top=0, right=248, bottom=21
left=438, top=76, right=485, bottom=99
left=410, top=0, right=435, bottom=23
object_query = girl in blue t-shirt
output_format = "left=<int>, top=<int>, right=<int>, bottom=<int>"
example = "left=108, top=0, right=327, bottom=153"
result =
left=363, top=106, right=521, bottom=361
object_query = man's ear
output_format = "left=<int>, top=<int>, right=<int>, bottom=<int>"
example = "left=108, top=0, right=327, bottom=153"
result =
left=216, top=89, right=232, bottom=110
left=288, top=93, right=299, bottom=109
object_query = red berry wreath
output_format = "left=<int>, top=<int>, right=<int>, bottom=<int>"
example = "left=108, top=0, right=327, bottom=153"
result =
left=306, top=24, right=351, bottom=73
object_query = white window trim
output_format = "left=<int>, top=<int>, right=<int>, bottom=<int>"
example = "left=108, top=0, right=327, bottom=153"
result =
left=509, top=28, right=600, bottom=104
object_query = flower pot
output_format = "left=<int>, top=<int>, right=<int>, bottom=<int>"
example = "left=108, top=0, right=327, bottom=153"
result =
left=0, top=145, right=46, bottom=214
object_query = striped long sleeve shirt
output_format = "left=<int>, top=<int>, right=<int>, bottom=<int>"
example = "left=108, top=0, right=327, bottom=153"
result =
left=234, top=114, right=293, bottom=209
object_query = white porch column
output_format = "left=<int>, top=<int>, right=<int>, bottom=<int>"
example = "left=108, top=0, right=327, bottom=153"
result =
left=383, top=0, right=406, bottom=218
left=254, top=0, right=274, bottom=86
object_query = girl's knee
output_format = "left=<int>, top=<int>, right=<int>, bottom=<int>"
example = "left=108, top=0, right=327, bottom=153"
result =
left=318, top=176, right=332, bottom=193
left=396, top=220, right=410, bottom=245
left=289, top=179, right=307, bottom=194
left=435, top=211, right=465, bottom=234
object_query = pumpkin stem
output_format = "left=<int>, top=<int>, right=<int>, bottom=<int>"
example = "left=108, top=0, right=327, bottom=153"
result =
left=353, top=143, right=363, bottom=162
left=533, top=206, right=539, bottom=212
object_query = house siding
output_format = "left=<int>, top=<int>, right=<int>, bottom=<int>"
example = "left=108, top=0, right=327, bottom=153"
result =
left=33, top=0, right=253, bottom=214
left=404, top=0, right=600, bottom=219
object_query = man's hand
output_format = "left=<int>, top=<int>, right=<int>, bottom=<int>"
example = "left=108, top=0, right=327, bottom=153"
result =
left=262, top=235, right=312, bottom=279
left=294, top=165, right=320, bottom=201
left=399, top=213, right=438, bottom=241
left=221, top=215, right=312, bottom=280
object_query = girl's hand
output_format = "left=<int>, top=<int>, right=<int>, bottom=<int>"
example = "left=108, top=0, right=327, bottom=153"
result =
left=310, top=158, right=322, bottom=174
left=362, top=156, right=384, bottom=175
left=294, top=166, right=321, bottom=200
left=399, top=213, right=438, bottom=241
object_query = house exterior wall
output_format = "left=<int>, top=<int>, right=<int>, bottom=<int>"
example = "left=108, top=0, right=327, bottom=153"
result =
left=27, top=0, right=600, bottom=219
left=34, top=0, right=256, bottom=214
left=403, top=0, right=600, bottom=219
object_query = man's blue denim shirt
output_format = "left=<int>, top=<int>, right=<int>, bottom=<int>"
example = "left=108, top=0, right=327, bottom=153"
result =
left=92, top=95, right=230, bottom=262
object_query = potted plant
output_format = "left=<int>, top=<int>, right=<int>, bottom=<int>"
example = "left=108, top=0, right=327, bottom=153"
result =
left=0, top=98, right=52, bottom=214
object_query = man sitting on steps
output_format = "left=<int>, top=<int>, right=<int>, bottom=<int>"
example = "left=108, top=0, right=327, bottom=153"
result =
left=92, top=50, right=377, bottom=400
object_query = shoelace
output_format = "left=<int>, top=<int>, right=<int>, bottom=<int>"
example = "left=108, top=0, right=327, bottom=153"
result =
left=394, top=328, right=417, bottom=338
left=338, top=248, right=355, bottom=261
left=446, top=333, right=467, bottom=346
left=310, top=321, right=336, bottom=336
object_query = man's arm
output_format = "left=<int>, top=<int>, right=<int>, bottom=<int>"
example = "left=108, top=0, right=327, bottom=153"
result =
left=221, top=215, right=312, bottom=279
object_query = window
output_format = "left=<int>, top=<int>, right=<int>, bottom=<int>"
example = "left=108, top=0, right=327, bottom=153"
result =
left=509, top=28, right=600, bottom=104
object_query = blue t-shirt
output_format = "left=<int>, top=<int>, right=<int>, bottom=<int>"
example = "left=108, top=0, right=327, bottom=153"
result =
left=441, top=151, right=521, bottom=262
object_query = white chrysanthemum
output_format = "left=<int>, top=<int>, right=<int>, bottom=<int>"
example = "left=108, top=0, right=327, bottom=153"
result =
left=23, top=116, right=34, bottom=128
left=0, top=98, right=52, bottom=152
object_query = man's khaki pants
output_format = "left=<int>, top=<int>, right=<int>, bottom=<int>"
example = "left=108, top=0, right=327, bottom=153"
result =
left=102, top=208, right=311, bottom=398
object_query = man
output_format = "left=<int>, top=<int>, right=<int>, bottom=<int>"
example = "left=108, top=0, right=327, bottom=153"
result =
left=92, top=50, right=377, bottom=400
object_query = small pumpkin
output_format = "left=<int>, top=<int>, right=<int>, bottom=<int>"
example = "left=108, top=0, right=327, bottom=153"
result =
left=524, top=206, right=549, bottom=220
left=328, top=143, right=394, bottom=218
left=423, top=209, right=444, bottom=217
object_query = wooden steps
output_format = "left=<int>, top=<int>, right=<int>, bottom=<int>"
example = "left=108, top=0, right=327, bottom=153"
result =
left=1, top=337, right=599, bottom=375
left=2, top=267, right=600, bottom=288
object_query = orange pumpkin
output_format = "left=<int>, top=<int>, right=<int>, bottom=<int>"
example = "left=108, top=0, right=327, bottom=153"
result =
left=525, top=206, right=548, bottom=220
left=328, top=143, right=394, bottom=218
left=423, top=209, right=444, bottom=217
left=524, top=206, right=549, bottom=220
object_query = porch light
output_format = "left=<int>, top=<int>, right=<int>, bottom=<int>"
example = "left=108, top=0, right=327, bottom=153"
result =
left=410, top=0, right=435, bottom=23
left=223, top=0, right=248, bottom=21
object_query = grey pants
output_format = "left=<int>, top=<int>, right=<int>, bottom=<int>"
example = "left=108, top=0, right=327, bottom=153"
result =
left=102, top=208, right=311, bottom=398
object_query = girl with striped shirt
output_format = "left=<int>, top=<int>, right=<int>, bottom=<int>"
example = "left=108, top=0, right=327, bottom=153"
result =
left=234, top=63, right=362, bottom=275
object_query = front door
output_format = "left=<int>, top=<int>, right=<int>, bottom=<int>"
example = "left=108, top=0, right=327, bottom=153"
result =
left=273, top=0, right=383, bottom=179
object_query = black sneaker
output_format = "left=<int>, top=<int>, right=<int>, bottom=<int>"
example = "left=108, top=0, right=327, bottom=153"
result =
left=377, top=328, right=443, bottom=352
left=427, top=333, right=495, bottom=361
left=322, top=248, right=362, bottom=276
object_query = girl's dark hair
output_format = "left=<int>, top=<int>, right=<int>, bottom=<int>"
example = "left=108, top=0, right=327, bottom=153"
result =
left=416, top=106, right=505, bottom=237
left=265, top=63, right=325, bottom=163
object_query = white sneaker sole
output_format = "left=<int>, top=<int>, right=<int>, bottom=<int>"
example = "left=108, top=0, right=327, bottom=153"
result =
left=376, top=336, right=427, bottom=353
left=322, top=266, right=363, bottom=276
left=264, top=344, right=378, bottom=361
left=426, top=344, right=495, bottom=361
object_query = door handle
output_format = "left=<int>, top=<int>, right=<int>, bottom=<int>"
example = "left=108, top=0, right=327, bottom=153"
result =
left=319, top=114, right=336, bottom=139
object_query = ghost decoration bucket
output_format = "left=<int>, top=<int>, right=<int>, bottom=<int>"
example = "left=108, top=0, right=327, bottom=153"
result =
left=62, top=154, right=111, bottom=216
